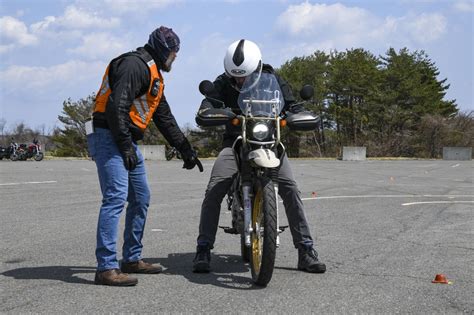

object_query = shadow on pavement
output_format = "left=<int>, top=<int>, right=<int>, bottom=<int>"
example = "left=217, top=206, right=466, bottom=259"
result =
left=2, top=253, right=274, bottom=289
left=146, top=252, right=265, bottom=290
left=2, top=266, right=95, bottom=285
left=273, top=266, right=299, bottom=271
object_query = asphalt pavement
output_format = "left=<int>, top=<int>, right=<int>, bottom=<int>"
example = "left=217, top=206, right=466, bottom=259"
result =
left=1, top=158, right=473, bottom=313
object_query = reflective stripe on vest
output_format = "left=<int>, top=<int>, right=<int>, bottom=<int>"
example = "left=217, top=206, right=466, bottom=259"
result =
left=93, top=54, right=164, bottom=132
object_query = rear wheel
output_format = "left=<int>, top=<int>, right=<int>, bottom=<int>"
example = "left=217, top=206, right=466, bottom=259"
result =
left=10, top=153, right=18, bottom=161
left=250, top=177, right=277, bottom=287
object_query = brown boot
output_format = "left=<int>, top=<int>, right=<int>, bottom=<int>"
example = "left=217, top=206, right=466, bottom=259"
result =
left=94, top=269, right=138, bottom=286
left=121, top=260, right=163, bottom=274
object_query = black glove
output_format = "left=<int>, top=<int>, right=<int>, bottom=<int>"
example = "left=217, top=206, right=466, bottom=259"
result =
left=182, top=149, right=203, bottom=172
left=121, top=146, right=138, bottom=171
left=288, top=102, right=305, bottom=113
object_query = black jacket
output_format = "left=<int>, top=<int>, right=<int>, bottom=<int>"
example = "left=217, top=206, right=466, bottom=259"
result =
left=198, top=64, right=300, bottom=147
left=93, top=45, right=192, bottom=155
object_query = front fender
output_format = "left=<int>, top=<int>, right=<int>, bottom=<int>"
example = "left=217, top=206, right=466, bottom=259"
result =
left=248, top=148, right=280, bottom=168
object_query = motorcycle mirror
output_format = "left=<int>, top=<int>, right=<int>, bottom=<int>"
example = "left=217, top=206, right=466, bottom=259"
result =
left=199, top=80, right=215, bottom=96
left=300, top=85, right=314, bottom=101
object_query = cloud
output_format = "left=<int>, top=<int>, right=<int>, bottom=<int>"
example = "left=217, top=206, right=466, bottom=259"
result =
left=0, top=44, right=15, bottom=54
left=0, top=16, right=38, bottom=52
left=76, top=0, right=180, bottom=14
left=61, top=5, right=120, bottom=28
left=402, top=13, right=447, bottom=43
left=275, top=2, right=447, bottom=52
left=30, top=5, right=120, bottom=34
left=0, top=60, right=107, bottom=127
left=0, top=59, right=107, bottom=126
left=453, top=0, right=474, bottom=12
left=68, top=32, right=129, bottom=59
left=30, top=16, right=57, bottom=33
left=277, top=3, right=374, bottom=37
left=0, top=60, right=105, bottom=91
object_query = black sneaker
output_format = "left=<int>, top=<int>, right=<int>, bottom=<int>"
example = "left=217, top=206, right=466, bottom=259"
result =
left=297, top=244, right=326, bottom=273
left=192, top=244, right=211, bottom=273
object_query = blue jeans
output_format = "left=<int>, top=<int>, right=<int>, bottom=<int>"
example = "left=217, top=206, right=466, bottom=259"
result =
left=87, top=128, right=150, bottom=271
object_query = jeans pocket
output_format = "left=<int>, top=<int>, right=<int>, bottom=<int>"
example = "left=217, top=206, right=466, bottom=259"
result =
left=87, top=133, right=97, bottom=159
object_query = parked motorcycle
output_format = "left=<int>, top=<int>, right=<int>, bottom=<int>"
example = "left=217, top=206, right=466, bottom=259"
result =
left=16, top=139, right=44, bottom=161
left=165, top=146, right=182, bottom=161
left=0, top=140, right=19, bottom=161
left=196, top=73, right=319, bottom=286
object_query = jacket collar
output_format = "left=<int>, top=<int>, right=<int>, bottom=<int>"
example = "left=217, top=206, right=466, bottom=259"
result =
left=144, top=44, right=164, bottom=70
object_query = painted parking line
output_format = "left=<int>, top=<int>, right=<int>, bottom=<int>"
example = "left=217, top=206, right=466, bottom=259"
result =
left=0, top=180, right=57, bottom=186
left=301, top=195, right=474, bottom=201
left=301, top=194, right=474, bottom=201
left=402, top=201, right=474, bottom=206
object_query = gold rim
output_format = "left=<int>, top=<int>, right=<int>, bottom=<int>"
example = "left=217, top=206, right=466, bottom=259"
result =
left=251, top=187, right=263, bottom=275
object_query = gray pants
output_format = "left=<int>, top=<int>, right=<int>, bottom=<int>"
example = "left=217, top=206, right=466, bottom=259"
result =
left=197, top=147, right=314, bottom=248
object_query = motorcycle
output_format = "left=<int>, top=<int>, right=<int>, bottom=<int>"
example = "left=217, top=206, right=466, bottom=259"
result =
left=196, top=72, right=319, bottom=286
left=0, top=140, right=19, bottom=161
left=165, top=146, right=182, bottom=161
left=0, top=139, right=19, bottom=161
left=16, top=139, right=44, bottom=161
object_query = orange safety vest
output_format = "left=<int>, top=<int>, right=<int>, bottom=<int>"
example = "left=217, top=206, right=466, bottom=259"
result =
left=94, top=51, right=164, bottom=131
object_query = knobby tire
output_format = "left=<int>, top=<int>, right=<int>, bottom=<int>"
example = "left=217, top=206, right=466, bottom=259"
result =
left=250, top=177, right=277, bottom=287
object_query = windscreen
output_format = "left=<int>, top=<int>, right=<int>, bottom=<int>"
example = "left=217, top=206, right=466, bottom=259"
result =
left=237, top=73, right=284, bottom=118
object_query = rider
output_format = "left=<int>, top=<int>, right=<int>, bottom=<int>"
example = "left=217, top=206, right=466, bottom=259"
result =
left=192, top=39, right=326, bottom=274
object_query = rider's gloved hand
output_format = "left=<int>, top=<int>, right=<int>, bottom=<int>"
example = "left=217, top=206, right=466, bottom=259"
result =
left=288, top=102, right=305, bottom=113
left=121, top=146, right=138, bottom=171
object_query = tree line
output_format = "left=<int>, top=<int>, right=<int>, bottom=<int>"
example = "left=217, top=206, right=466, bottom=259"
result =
left=275, top=47, right=471, bottom=158
left=2, top=47, right=472, bottom=158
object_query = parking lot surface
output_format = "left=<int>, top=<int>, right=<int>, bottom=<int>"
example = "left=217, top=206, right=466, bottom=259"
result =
left=1, top=159, right=473, bottom=313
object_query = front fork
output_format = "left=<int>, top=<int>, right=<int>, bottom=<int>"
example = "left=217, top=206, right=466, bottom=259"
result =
left=243, top=183, right=252, bottom=247
left=242, top=180, right=281, bottom=248
left=274, top=184, right=280, bottom=247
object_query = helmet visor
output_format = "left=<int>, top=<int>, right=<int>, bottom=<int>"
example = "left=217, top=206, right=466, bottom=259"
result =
left=229, top=61, right=262, bottom=93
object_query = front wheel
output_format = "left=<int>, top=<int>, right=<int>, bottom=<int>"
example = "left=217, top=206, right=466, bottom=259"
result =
left=10, top=153, right=18, bottom=161
left=250, top=177, right=277, bottom=287
left=34, top=152, right=44, bottom=161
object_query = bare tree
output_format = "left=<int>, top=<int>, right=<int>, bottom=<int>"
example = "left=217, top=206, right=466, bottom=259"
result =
left=0, top=118, right=6, bottom=143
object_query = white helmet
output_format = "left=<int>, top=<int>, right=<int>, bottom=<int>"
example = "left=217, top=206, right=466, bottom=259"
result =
left=224, top=39, right=262, bottom=92
left=224, top=39, right=262, bottom=77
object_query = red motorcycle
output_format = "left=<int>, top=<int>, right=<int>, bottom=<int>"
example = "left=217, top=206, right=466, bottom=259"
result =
left=16, top=139, right=44, bottom=161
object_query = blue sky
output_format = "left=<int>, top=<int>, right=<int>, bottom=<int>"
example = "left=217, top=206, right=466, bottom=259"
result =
left=1, top=0, right=473, bottom=133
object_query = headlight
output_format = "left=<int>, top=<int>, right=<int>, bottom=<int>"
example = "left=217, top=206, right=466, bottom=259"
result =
left=252, top=123, right=269, bottom=141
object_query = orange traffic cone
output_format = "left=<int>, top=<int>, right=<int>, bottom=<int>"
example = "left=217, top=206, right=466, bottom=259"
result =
left=432, top=274, right=451, bottom=284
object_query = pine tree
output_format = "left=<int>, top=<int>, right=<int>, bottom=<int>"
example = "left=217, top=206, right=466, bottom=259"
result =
left=52, top=94, right=95, bottom=156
